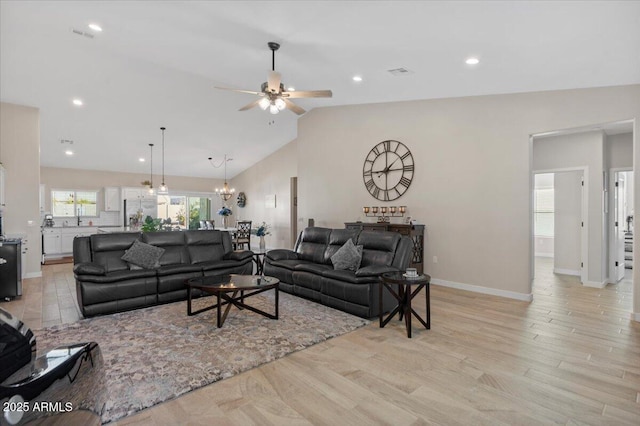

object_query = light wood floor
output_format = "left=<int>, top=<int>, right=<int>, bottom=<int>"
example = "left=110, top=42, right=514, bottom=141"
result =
left=2, top=259, right=639, bottom=425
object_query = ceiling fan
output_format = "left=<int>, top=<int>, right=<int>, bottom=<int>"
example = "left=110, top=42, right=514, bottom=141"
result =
left=215, top=42, right=332, bottom=115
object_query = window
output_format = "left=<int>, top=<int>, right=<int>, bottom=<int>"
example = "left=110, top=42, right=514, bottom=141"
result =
left=156, top=194, right=211, bottom=229
left=51, top=190, right=98, bottom=217
left=534, top=187, right=554, bottom=237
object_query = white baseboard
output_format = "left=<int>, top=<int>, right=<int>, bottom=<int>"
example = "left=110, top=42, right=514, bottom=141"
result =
left=583, top=280, right=607, bottom=289
left=631, top=312, right=640, bottom=322
left=431, top=278, right=533, bottom=302
left=535, top=252, right=554, bottom=258
left=553, top=268, right=580, bottom=276
left=24, top=272, right=42, bottom=279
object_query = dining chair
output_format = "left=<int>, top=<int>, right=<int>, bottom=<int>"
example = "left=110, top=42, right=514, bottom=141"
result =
left=205, top=220, right=215, bottom=230
left=199, top=220, right=207, bottom=230
left=233, top=221, right=252, bottom=250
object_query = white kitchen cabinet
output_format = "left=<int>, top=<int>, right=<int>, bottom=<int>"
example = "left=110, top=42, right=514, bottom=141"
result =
left=105, top=187, right=121, bottom=211
left=60, top=227, right=98, bottom=254
left=42, top=228, right=61, bottom=256
left=122, top=187, right=156, bottom=201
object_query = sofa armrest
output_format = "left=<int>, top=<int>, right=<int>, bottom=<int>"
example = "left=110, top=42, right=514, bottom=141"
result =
left=73, top=262, right=106, bottom=276
left=224, top=250, right=253, bottom=262
left=355, top=265, right=398, bottom=277
left=266, top=249, right=298, bottom=261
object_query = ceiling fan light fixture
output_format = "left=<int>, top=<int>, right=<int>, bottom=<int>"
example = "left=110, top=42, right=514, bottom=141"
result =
left=274, top=98, right=286, bottom=111
left=269, top=103, right=279, bottom=114
left=258, top=97, right=270, bottom=110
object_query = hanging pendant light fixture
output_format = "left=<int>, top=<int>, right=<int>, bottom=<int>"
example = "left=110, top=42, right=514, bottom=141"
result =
left=147, top=143, right=155, bottom=195
left=157, top=127, right=168, bottom=195
left=210, top=154, right=235, bottom=201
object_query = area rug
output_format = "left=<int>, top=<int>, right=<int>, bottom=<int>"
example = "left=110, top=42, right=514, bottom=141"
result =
left=33, top=292, right=369, bottom=424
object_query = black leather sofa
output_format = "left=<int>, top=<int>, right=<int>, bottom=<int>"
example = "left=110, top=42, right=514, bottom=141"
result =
left=73, top=230, right=253, bottom=317
left=263, top=227, right=413, bottom=318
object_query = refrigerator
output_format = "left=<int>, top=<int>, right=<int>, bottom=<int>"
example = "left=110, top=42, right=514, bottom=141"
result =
left=124, top=198, right=157, bottom=227
left=0, top=238, right=22, bottom=300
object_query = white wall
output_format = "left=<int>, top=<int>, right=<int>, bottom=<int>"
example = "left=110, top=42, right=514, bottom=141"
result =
left=533, top=131, right=604, bottom=285
left=230, top=140, right=298, bottom=249
left=0, top=102, right=42, bottom=278
left=606, top=133, right=633, bottom=169
left=291, top=85, right=639, bottom=306
left=554, top=171, right=583, bottom=275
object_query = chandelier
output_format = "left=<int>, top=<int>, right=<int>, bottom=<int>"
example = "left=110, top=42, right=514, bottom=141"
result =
left=209, top=154, right=235, bottom=201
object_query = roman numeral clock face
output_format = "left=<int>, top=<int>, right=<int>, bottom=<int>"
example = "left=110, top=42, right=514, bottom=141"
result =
left=363, top=140, right=414, bottom=201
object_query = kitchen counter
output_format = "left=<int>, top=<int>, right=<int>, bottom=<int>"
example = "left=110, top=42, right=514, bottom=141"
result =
left=97, top=226, right=139, bottom=233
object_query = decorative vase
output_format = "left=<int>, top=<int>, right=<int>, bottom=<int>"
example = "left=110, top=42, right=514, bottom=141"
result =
left=259, top=235, right=266, bottom=251
left=223, top=215, right=229, bottom=229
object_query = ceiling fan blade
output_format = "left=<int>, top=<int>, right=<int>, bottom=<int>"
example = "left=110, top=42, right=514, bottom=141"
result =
left=284, top=90, right=333, bottom=99
left=215, top=86, right=263, bottom=96
left=283, top=98, right=306, bottom=115
left=238, top=99, right=262, bottom=111
left=267, top=71, right=281, bottom=93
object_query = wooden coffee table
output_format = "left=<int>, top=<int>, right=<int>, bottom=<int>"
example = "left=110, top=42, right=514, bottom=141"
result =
left=186, top=274, right=279, bottom=328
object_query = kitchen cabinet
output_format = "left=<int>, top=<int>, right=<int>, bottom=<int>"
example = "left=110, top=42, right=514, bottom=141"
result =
left=43, top=227, right=97, bottom=258
left=104, top=187, right=121, bottom=211
left=60, top=227, right=97, bottom=254
left=42, top=228, right=61, bottom=256
left=122, top=187, right=156, bottom=201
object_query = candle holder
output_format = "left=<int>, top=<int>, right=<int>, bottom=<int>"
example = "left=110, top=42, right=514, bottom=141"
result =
left=363, top=206, right=407, bottom=223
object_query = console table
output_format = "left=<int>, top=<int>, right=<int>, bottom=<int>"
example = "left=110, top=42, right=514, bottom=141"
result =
left=344, top=222, right=425, bottom=274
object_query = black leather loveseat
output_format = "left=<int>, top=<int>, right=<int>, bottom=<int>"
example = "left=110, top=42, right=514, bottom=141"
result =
left=73, top=230, right=253, bottom=317
left=263, top=227, right=413, bottom=318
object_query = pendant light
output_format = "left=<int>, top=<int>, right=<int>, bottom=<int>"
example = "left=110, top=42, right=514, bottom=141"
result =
left=157, top=127, right=168, bottom=195
left=147, top=143, right=155, bottom=195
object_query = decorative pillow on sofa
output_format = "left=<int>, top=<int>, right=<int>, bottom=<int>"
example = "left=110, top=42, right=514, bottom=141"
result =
left=121, top=240, right=165, bottom=270
left=330, top=239, right=363, bottom=271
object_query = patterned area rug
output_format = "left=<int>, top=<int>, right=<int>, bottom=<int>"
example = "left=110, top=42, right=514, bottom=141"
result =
left=33, top=292, right=369, bottom=424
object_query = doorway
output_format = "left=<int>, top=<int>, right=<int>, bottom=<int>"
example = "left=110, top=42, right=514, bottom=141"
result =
left=609, top=170, right=634, bottom=284
left=533, top=170, right=587, bottom=284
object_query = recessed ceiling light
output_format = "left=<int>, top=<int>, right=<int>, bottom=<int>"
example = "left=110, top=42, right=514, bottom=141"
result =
left=352, top=75, right=363, bottom=82
left=139, top=158, right=145, bottom=162
left=465, top=57, right=480, bottom=65
left=72, top=99, right=83, bottom=106
left=287, top=87, right=295, bottom=92
left=88, top=23, right=102, bottom=32
left=65, top=150, right=74, bottom=156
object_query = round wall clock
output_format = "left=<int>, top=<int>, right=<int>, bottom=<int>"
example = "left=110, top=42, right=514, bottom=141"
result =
left=362, top=140, right=414, bottom=201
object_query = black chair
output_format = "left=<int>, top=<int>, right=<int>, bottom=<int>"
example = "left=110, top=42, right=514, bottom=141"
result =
left=233, top=221, right=252, bottom=250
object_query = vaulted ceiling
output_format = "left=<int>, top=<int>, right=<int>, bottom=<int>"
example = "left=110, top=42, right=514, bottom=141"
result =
left=1, top=1, right=639, bottom=179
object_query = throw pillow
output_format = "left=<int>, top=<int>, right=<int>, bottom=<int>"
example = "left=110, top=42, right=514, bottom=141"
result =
left=121, top=240, right=165, bottom=270
left=330, top=239, right=363, bottom=271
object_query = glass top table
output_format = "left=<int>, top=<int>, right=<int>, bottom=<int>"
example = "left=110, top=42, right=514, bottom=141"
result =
left=186, top=274, right=279, bottom=328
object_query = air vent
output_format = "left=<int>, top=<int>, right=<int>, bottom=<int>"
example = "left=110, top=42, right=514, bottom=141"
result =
left=60, top=139, right=74, bottom=145
left=387, top=67, right=414, bottom=76
left=71, top=28, right=94, bottom=39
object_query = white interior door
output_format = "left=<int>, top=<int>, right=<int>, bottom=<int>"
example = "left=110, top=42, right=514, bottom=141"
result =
left=614, top=172, right=626, bottom=282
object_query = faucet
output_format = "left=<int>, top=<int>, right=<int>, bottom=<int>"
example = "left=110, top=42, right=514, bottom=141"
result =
left=77, top=208, right=82, bottom=226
